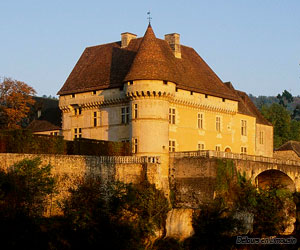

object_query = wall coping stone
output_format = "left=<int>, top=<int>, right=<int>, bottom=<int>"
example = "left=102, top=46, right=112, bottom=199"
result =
left=170, top=150, right=300, bottom=167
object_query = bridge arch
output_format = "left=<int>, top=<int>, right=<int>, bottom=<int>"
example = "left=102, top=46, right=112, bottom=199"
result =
left=254, top=169, right=296, bottom=192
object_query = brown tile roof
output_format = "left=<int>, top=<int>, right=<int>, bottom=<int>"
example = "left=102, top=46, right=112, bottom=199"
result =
left=223, top=82, right=271, bottom=125
left=57, top=24, right=238, bottom=101
left=124, top=25, right=181, bottom=85
left=27, top=120, right=61, bottom=132
left=234, top=90, right=271, bottom=125
left=275, top=141, right=300, bottom=157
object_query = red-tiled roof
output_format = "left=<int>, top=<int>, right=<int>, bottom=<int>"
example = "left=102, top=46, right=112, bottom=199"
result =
left=275, top=141, right=300, bottom=157
left=235, top=90, right=271, bottom=125
left=223, top=82, right=271, bottom=125
left=27, top=120, right=61, bottom=132
left=57, top=25, right=238, bottom=100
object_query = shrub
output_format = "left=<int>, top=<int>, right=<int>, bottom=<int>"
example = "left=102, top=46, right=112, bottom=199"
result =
left=0, top=129, right=66, bottom=154
left=62, top=178, right=169, bottom=250
left=0, top=157, right=56, bottom=217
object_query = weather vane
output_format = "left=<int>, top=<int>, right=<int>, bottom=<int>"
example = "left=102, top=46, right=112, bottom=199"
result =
left=147, top=11, right=152, bottom=24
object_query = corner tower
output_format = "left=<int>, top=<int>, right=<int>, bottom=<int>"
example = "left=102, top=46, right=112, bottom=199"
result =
left=125, top=25, right=176, bottom=157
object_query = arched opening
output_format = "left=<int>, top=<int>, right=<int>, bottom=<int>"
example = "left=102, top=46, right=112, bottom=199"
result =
left=255, top=170, right=296, bottom=234
left=224, top=147, right=231, bottom=153
left=255, top=170, right=295, bottom=192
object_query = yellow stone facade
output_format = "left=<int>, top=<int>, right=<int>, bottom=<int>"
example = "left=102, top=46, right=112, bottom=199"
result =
left=59, top=79, right=273, bottom=157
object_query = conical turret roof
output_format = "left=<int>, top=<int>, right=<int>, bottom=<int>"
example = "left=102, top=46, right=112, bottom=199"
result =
left=58, top=24, right=239, bottom=101
left=124, top=24, right=180, bottom=82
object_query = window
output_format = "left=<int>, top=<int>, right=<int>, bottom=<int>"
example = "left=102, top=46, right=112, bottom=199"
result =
left=74, top=108, right=82, bottom=115
left=121, top=107, right=130, bottom=124
left=241, top=147, right=247, bottom=154
left=197, top=113, right=203, bottom=129
left=169, top=140, right=176, bottom=152
left=169, top=108, right=175, bottom=124
left=241, top=120, right=247, bottom=136
left=74, top=128, right=82, bottom=139
left=133, top=138, right=138, bottom=153
left=216, top=116, right=221, bottom=132
left=93, top=112, right=98, bottom=127
left=133, top=104, right=138, bottom=119
left=163, top=80, right=168, bottom=85
left=92, top=90, right=97, bottom=95
left=259, top=131, right=264, bottom=144
left=198, top=143, right=205, bottom=150
left=71, top=94, right=75, bottom=98
left=215, top=145, right=221, bottom=151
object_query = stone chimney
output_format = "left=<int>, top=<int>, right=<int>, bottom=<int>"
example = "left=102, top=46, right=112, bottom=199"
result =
left=164, top=33, right=181, bottom=58
left=121, top=32, right=137, bottom=48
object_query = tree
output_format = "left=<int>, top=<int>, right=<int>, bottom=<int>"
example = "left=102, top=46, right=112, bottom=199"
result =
left=292, top=104, right=300, bottom=120
left=0, top=157, right=56, bottom=217
left=0, top=77, right=36, bottom=129
left=62, top=178, right=170, bottom=250
left=261, top=103, right=291, bottom=148
left=290, top=120, right=300, bottom=142
left=0, top=158, right=56, bottom=249
left=277, top=90, right=293, bottom=108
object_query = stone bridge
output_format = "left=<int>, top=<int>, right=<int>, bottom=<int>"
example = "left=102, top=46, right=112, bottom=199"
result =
left=169, top=150, right=300, bottom=208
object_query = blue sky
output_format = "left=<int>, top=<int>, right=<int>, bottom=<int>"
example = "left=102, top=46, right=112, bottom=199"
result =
left=0, top=0, right=299, bottom=97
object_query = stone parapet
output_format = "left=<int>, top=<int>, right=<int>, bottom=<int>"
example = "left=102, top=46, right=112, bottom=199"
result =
left=170, top=150, right=300, bottom=166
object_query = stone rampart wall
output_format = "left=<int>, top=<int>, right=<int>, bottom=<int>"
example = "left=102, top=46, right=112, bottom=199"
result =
left=0, top=153, right=158, bottom=215
left=170, top=153, right=300, bottom=208
left=169, top=156, right=218, bottom=208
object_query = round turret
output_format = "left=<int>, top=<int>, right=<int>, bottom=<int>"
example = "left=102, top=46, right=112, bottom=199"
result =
left=125, top=80, right=175, bottom=156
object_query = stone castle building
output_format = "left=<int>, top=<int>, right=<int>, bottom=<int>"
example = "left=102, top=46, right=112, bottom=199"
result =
left=57, top=24, right=273, bottom=158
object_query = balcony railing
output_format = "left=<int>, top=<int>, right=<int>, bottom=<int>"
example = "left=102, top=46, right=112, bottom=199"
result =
left=169, top=150, right=300, bottom=167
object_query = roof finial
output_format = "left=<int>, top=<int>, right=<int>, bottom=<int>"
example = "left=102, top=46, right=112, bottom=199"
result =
left=147, top=11, right=152, bottom=24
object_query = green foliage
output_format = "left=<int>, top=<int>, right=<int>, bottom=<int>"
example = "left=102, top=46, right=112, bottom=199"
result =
left=290, top=120, right=300, bottom=141
left=0, top=157, right=56, bottom=217
left=213, top=160, right=294, bottom=237
left=0, top=129, right=66, bottom=154
left=261, top=103, right=300, bottom=148
left=0, top=158, right=57, bottom=249
left=215, top=159, right=237, bottom=199
left=293, top=192, right=300, bottom=234
left=152, top=237, right=184, bottom=250
left=62, top=178, right=170, bottom=250
left=0, top=129, right=131, bottom=156
left=292, top=104, right=300, bottom=120
left=253, top=183, right=294, bottom=236
left=67, top=138, right=131, bottom=156
left=277, top=90, right=294, bottom=108
left=234, top=173, right=258, bottom=212
left=249, top=94, right=279, bottom=110
left=185, top=198, right=239, bottom=250
left=261, top=103, right=291, bottom=148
